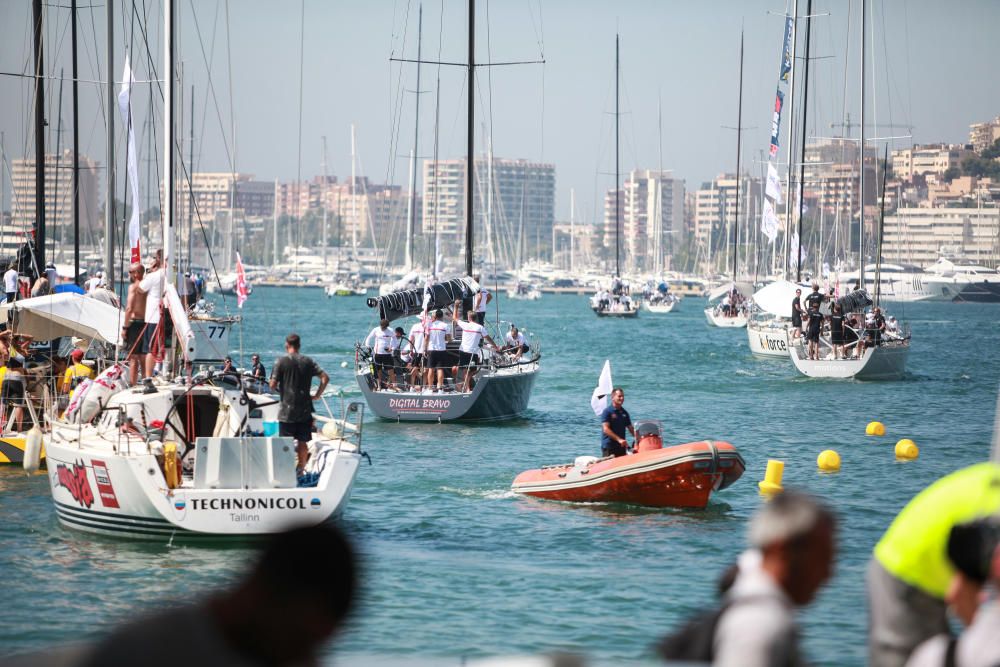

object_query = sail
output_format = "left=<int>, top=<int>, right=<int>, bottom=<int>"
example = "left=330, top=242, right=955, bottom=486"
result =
left=367, top=277, right=480, bottom=323
left=591, top=360, right=613, bottom=416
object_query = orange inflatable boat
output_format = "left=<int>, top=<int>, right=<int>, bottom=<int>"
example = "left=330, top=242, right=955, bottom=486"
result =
left=511, top=420, right=745, bottom=509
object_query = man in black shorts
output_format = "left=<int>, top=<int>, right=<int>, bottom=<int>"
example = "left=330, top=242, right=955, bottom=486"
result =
left=269, top=333, right=329, bottom=473
left=806, top=305, right=824, bottom=360
left=791, top=289, right=803, bottom=339
left=829, top=303, right=846, bottom=359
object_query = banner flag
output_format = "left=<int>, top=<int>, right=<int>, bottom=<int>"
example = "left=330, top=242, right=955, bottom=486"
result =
left=590, top=360, right=613, bottom=417
left=761, top=198, right=780, bottom=243
left=766, top=163, right=784, bottom=204
left=235, top=252, right=249, bottom=308
left=780, top=16, right=794, bottom=82
left=769, top=89, right=785, bottom=158
left=117, top=55, right=141, bottom=263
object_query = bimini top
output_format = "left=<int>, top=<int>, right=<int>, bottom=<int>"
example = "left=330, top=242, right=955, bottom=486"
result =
left=0, top=292, right=123, bottom=345
left=367, top=276, right=480, bottom=322
left=752, top=280, right=806, bottom=317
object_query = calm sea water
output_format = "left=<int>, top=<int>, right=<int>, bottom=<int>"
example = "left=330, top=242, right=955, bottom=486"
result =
left=1, top=289, right=998, bottom=665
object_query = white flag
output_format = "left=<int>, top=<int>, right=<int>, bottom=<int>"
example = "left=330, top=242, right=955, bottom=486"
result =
left=590, top=360, right=613, bottom=416
left=789, top=232, right=808, bottom=269
left=117, top=55, right=141, bottom=261
left=761, top=198, right=779, bottom=243
left=766, top=162, right=783, bottom=204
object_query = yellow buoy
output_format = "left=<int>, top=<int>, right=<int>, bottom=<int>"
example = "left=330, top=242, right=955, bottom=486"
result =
left=895, top=439, right=919, bottom=460
left=817, top=449, right=841, bottom=472
left=866, top=421, right=886, bottom=436
left=758, top=459, right=785, bottom=494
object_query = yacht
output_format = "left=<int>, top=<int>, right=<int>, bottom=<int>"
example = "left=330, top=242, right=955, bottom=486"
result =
left=923, top=258, right=1000, bottom=303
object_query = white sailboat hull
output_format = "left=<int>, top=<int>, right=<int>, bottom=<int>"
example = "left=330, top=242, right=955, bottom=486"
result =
left=704, top=307, right=747, bottom=328
left=643, top=300, right=677, bottom=314
left=788, top=341, right=909, bottom=380
left=747, top=320, right=791, bottom=358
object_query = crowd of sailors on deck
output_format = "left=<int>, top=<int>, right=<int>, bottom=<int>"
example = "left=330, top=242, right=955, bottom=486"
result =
left=594, top=276, right=637, bottom=313
left=363, top=302, right=531, bottom=394
left=718, top=286, right=748, bottom=318
left=792, top=282, right=904, bottom=361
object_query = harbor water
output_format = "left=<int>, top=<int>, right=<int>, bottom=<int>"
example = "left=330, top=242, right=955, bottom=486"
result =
left=1, top=289, right=998, bottom=665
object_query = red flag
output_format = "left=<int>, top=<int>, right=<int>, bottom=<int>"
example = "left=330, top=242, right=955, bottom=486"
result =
left=235, top=252, right=249, bottom=309
left=130, top=241, right=141, bottom=264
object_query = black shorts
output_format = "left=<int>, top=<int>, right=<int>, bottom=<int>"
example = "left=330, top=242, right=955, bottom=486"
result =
left=602, top=442, right=627, bottom=458
left=410, top=353, right=424, bottom=367
left=807, top=327, right=820, bottom=342
left=457, top=350, right=478, bottom=367
left=279, top=420, right=313, bottom=443
left=141, top=323, right=160, bottom=355
left=124, top=320, right=145, bottom=354
left=474, top=312, right=486, bottom=325
left=831, top=333, right=844, bottom=345
left=373, top=353, right=394, bottom=370
left=428, top=350, right=449, bottom=369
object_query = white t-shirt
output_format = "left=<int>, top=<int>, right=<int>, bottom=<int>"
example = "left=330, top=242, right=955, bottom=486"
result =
left=426, top=320, right=450, bottom=351
left=4, top=269, right=18, bottom=293
left=456, top=320, right=487, bottom=354
left=365, top=326, right=394, bottom=355
left=85, top=277, right=102, bottom=293
left=476, top=289, right=490, bottom=313
left=139, top=269, right=163, bottom=323
left=505, top=331, right=526, bottom=347
left=409, top=322, right=427, bottom=354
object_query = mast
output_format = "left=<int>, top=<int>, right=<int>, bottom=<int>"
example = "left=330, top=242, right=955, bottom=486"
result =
left=859, top=0, right=866, bottom=287
left=71, top=0, right=80, bottom=283
left=655, top=94, right=663, bottom=274
left=782, top=0, right=799, bottom=278
left=406, top=4, right=423, bottom=271
left=465, top=0, right=475, bottom=277
left=321, top=135, right=329, bottom=271
left=614, top=34, right=621, bottom=278
left=569, top=188, right=575, bottom=273
left=732, top=30, right=744, bottom=284
left=163, top=0, right=174, bottom=282
left=104, top=0, right=115, bottom=283
left=350, top=125, right=357, bottom=260
left=272, top=179, right=279, bottom=266
left=795, top=0, right=813, bottom=282
left=874, top=146, right=888, bottom=307
left=187, top=85, right=194, bottom=270
left=32, top=0, right=45, bottom=272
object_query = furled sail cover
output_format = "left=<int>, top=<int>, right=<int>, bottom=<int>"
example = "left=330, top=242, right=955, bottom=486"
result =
left=367, top=277, right=480, bottom=322
left=836, top=289, right=872, bottom=314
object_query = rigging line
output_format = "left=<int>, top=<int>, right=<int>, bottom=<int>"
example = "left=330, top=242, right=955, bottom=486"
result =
left=293, top=0, right=305, bottom=259
left=193, top=0, right=221, bottom=171
left=188, top=0, right=235, bottom=176
left=224, top=0, right=237, bottom=177
left=428, top=0, right=445, bottom=274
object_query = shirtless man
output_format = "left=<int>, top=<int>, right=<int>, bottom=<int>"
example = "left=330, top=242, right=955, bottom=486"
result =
left=123, top=263, right=148, bottom=385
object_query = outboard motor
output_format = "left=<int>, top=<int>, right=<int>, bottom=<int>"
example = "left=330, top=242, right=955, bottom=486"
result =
left=633, top=419, right=664, bottom=452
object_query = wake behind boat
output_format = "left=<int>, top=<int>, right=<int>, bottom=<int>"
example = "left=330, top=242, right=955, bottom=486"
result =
left=355, top=277, right=540, bottom=421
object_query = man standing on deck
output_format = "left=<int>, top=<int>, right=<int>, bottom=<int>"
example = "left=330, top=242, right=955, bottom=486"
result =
left=805, top=282, right=825, bottom=311
left=365, top=319, right=396, bottom=390
left=791, top=288, right=803, bottom=339
left=122, top=263, right=148, bottom=385
left=806, top=305, right=823, bottom=360
left=473, top=276, right=491, bottom=325
left=423, top=309, right=452, bottom=392
left=601, top=388, right=634, bottom=458
left=270, top=333, right=329, bottom=473
left=408, top=318, right=427, bottom=389
left=452, top=305, right=498, bottom=392
left=137, top=251, right=164, bottom=378
left=250, top=354, right=267, bottom=382
left=867, top=462, right=1000, bottom=667
left=3, top=263, right=18, bottom=304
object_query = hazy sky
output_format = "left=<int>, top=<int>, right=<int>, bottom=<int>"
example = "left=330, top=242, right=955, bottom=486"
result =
left=2, top=0, right=999, bottom=225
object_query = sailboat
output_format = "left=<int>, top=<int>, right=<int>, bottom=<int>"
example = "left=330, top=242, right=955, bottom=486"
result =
left=591, top=35, right=639, bottom=318
left=353, top=0, right=541, bottom=422
left=506, top=179, right=541, bottom=300
left=788, top=0, right=910, bottom=380
left=40, top=0, right=366, bottom=538
left=325, top=127, right=368, bottom=297
left=705, top=33, right=749, bottom=328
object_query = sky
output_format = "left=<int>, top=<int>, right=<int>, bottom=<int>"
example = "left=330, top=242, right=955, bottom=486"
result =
left=1, top=0, right=999, bottom=225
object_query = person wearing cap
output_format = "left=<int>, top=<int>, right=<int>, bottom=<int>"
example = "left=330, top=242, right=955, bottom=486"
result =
left=44, top=262, right=58, bottom=287
left=712, top=490, right=836, bottom=667
left=85, top=270, right=103, bottom=293
left=867, top=463, right=1000, bottom=667
left=61, top=349, right=94, bottom=393
left=905, top=518, right=1000, bottom=667
left=250, top=354, right=267, bottom=382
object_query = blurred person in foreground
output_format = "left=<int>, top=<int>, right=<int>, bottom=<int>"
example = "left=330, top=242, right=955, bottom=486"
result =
left=867, top=462, right=1000, bottom=667
left=905, top=518, right=1000, bottom=667
left=659, top=490, right=836, bottom=666
left=78, top=523, right=357, bottom=667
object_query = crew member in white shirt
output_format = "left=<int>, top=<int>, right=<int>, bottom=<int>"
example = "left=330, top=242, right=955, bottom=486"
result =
left=408, top=318, right=428, bottom=388
left=365, top=319, right=396, bottom=390
left=4, top=263, right=20, bottom=304
left=137, top=251, right=164, bottom=377
left=504, top=326, right=529, bottom=361
left=423, top=309, right=452, bottom=392
left=473, top=277, right=492, bottom=325
left=452, top=303, right=498, bottom=392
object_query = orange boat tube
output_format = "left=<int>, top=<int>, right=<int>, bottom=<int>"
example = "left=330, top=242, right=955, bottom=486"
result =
left=511, top=434, right=745, bottom=509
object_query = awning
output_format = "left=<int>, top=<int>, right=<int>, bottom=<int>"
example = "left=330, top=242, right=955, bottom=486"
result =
left=0, top=293, right=124, bottom=345
left=707, top=281, right=754, bottom=302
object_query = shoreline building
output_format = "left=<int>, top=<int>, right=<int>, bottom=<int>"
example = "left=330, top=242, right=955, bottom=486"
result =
left=883, top=205, right=1000, bottom=268
left=970, top=115, right=1000, bottom=154
left=422, top=157, right=555, bottom=264
left=620, top=169, right=685, bottom=273
left=10, top=150, right=100, bottom=256
left=692, top=173, right=761, bottom=274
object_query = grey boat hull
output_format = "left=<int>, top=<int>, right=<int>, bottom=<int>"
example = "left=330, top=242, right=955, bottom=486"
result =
left=356, top=362, right=539, bottom=422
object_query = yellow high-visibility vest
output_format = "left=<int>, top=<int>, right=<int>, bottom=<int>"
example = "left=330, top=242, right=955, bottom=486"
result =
left=875, top=462, right=1000, bottom=598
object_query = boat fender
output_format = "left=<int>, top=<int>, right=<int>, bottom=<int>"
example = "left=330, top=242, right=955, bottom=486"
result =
left=22, top=426, right=43, bottom=474
left=708, top=441, right=719, bottom=475
left=163, top=441, right=180, bottom=489
left=321, top=420, right=343, bottom=439
left=213, top=402, right=231, bottom=437
left=574, top=456, right=598, bottom=468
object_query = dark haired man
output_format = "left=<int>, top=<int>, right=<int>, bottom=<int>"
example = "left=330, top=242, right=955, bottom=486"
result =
left=270, top=333, right=329, bottom=473
left=600, top=387, right=634, bottom=458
